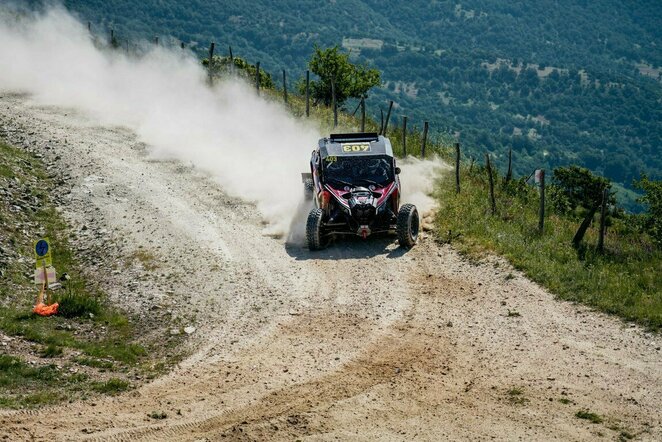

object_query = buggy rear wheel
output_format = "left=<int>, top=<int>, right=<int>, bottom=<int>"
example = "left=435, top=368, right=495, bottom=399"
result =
left=396, top=203, right=419, bottom=248
left=306, top=208, right=327, bottom=250
left=303, top=178, right=314, bottom=200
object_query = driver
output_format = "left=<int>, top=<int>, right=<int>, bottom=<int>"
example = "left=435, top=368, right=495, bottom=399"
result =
left=365, top=158, right=389, bottom=182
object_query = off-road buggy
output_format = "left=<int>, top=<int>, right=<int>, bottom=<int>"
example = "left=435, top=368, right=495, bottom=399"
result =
left=302, top=132, right=419, bottom=250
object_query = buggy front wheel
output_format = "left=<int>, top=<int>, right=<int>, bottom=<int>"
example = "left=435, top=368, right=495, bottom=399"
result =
left=396, top=203, right=419, bottom=248
left=306, top=208, right=327, bottom=250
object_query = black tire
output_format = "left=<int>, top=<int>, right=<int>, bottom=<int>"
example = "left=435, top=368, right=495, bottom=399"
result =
left=303, top=178, right=314, bottom=200
left=396, top=203, right=419, bottom=248
left=306, top=208, right=327, bottom=250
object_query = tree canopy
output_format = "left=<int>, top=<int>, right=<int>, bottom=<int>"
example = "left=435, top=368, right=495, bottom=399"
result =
left=552, top=166, right=614, bottom=213
left=304, top=45, right=380, bottom=107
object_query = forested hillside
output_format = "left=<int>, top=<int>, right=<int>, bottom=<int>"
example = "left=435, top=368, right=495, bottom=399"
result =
left=28, top=0, right=662, bottom=208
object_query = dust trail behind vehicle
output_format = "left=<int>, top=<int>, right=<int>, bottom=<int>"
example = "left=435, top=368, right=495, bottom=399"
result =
left=0, top=5, right=319, bottom=235
left=0, top=5, right=447, bottom=239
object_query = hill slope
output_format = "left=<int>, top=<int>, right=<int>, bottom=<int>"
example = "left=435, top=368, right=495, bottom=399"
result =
left=27, top=0, right=662, bottom=207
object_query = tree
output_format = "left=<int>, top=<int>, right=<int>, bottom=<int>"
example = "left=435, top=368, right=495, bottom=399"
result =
left=303, top=45, right=381, bottom=107
left=552, top=166, right=614, bottom=247
left=634, top=175, right=662, bottom=247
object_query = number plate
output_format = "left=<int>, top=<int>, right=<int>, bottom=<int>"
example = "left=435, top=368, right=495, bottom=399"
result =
left=341, top=143, right=371, bottom=153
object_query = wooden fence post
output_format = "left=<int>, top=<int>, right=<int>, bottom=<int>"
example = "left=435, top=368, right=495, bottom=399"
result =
left=228, top=46, right=234, bottom=74
left=486, top=153, right=496, bottom=215
left=455, top=142, right=461, bottom=194
left=109, top=28, right=114, bottom=46
left=538, top=169, right=545, bottom=232
left=421, top=121, right=429, bottom=158
left=154, top=36, right=159, bottom=46
left=402, top=116, right=407, bottom=156
left=360, top=97, right=366, bottom=132
left=506, top=147, right=513, bottom=183
left=282, top=70, right=288, bottom=104
left=305, top=70, right=310, bottom=117
left=180, top=42, right=185, bottom=49
left=598, top=187, right=608, bottom=252
left=88, top=21, right=91, bottom=32
left=383, top=100, right=393, bottom=135
left=207, top=42, right=215, bottom=86
left=331, top=75, right=338, bottom=127
left=255, top=61, right=260, bottom=95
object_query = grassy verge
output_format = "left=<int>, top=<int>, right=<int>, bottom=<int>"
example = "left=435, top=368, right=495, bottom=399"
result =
left=0, top=139, right=154, bottom=408
left=434, top=164, right=661, bottom=330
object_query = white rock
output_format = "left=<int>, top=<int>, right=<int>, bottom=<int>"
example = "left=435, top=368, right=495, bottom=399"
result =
left=184, top=326, right=196, bottom=335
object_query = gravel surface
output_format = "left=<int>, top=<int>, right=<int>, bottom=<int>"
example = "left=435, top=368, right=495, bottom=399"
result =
left=0, top=94, right=660, bottom=441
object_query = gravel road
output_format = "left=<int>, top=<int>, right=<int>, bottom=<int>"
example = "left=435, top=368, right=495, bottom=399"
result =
left=0, top=94, right=660, bottom=441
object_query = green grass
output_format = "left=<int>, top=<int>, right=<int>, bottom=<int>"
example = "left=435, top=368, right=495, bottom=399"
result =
left=0, top=355, right=59, bottom=388
left=0, top=307, right=146, bottom=364
left=148, top=411, right=168, bottom=420
left=506, top=387, right=529, bottom=405
left=39, top=344, right=63, bottom=358
left=0, top=355, right=68, bottom=407
left=74, top=357, right=114, bottom=369
left=619, top=431, right=634, bottom=440
left=92, top=378, right=131, bottom=395
left=434, top=166, right=662, bottom=330
left=575, top=410, right=603, bottom=424
left=56, top=291, right=102, bottom=318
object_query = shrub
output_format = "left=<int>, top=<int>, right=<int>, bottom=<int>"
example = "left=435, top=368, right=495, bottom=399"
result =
left=56, top=291, right=101, bottom=318
left=634, top=175, right=662, bottom=248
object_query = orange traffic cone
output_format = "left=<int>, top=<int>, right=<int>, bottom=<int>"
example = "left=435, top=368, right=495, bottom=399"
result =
left=33, top=281, right=58, bottom=317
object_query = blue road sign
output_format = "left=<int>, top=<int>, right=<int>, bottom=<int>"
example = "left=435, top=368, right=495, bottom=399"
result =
left=35, top=239, right=49, bottom=257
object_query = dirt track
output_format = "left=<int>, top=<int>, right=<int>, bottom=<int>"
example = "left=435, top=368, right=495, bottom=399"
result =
left=0, top=94, right=660, bottom=441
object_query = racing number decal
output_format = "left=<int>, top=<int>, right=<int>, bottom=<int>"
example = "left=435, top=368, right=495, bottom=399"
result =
left=326, top=156, right=337, bottom=163
left=341, top=143, right=371, bottom=153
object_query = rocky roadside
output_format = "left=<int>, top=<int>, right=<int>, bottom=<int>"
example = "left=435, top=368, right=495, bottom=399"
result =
left=0, top=103, right=187, bottom=408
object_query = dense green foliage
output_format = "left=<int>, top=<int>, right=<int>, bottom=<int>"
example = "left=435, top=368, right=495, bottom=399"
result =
left=303, top=45, right=380, bottom=106
left=551, top=165, right=613, bottom=213
left=634, top=175, right=662, bottom=247
left=38, top=0, right=661, bottom=211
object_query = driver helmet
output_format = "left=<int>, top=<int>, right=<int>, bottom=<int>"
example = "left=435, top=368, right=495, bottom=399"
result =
left=367, top=158, right=387, bottom=178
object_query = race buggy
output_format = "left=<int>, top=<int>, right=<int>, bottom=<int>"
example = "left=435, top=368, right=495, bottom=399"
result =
left=302, top=132, right=419, bottom=250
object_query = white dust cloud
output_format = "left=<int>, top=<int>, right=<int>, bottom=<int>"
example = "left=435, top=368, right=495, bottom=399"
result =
left=399, top=156, right=449, bottom=216
left=0, top=5, right=445, bottom=236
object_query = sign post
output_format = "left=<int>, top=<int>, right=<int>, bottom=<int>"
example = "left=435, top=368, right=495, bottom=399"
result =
left=32, top=238, right=59, bottom=315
